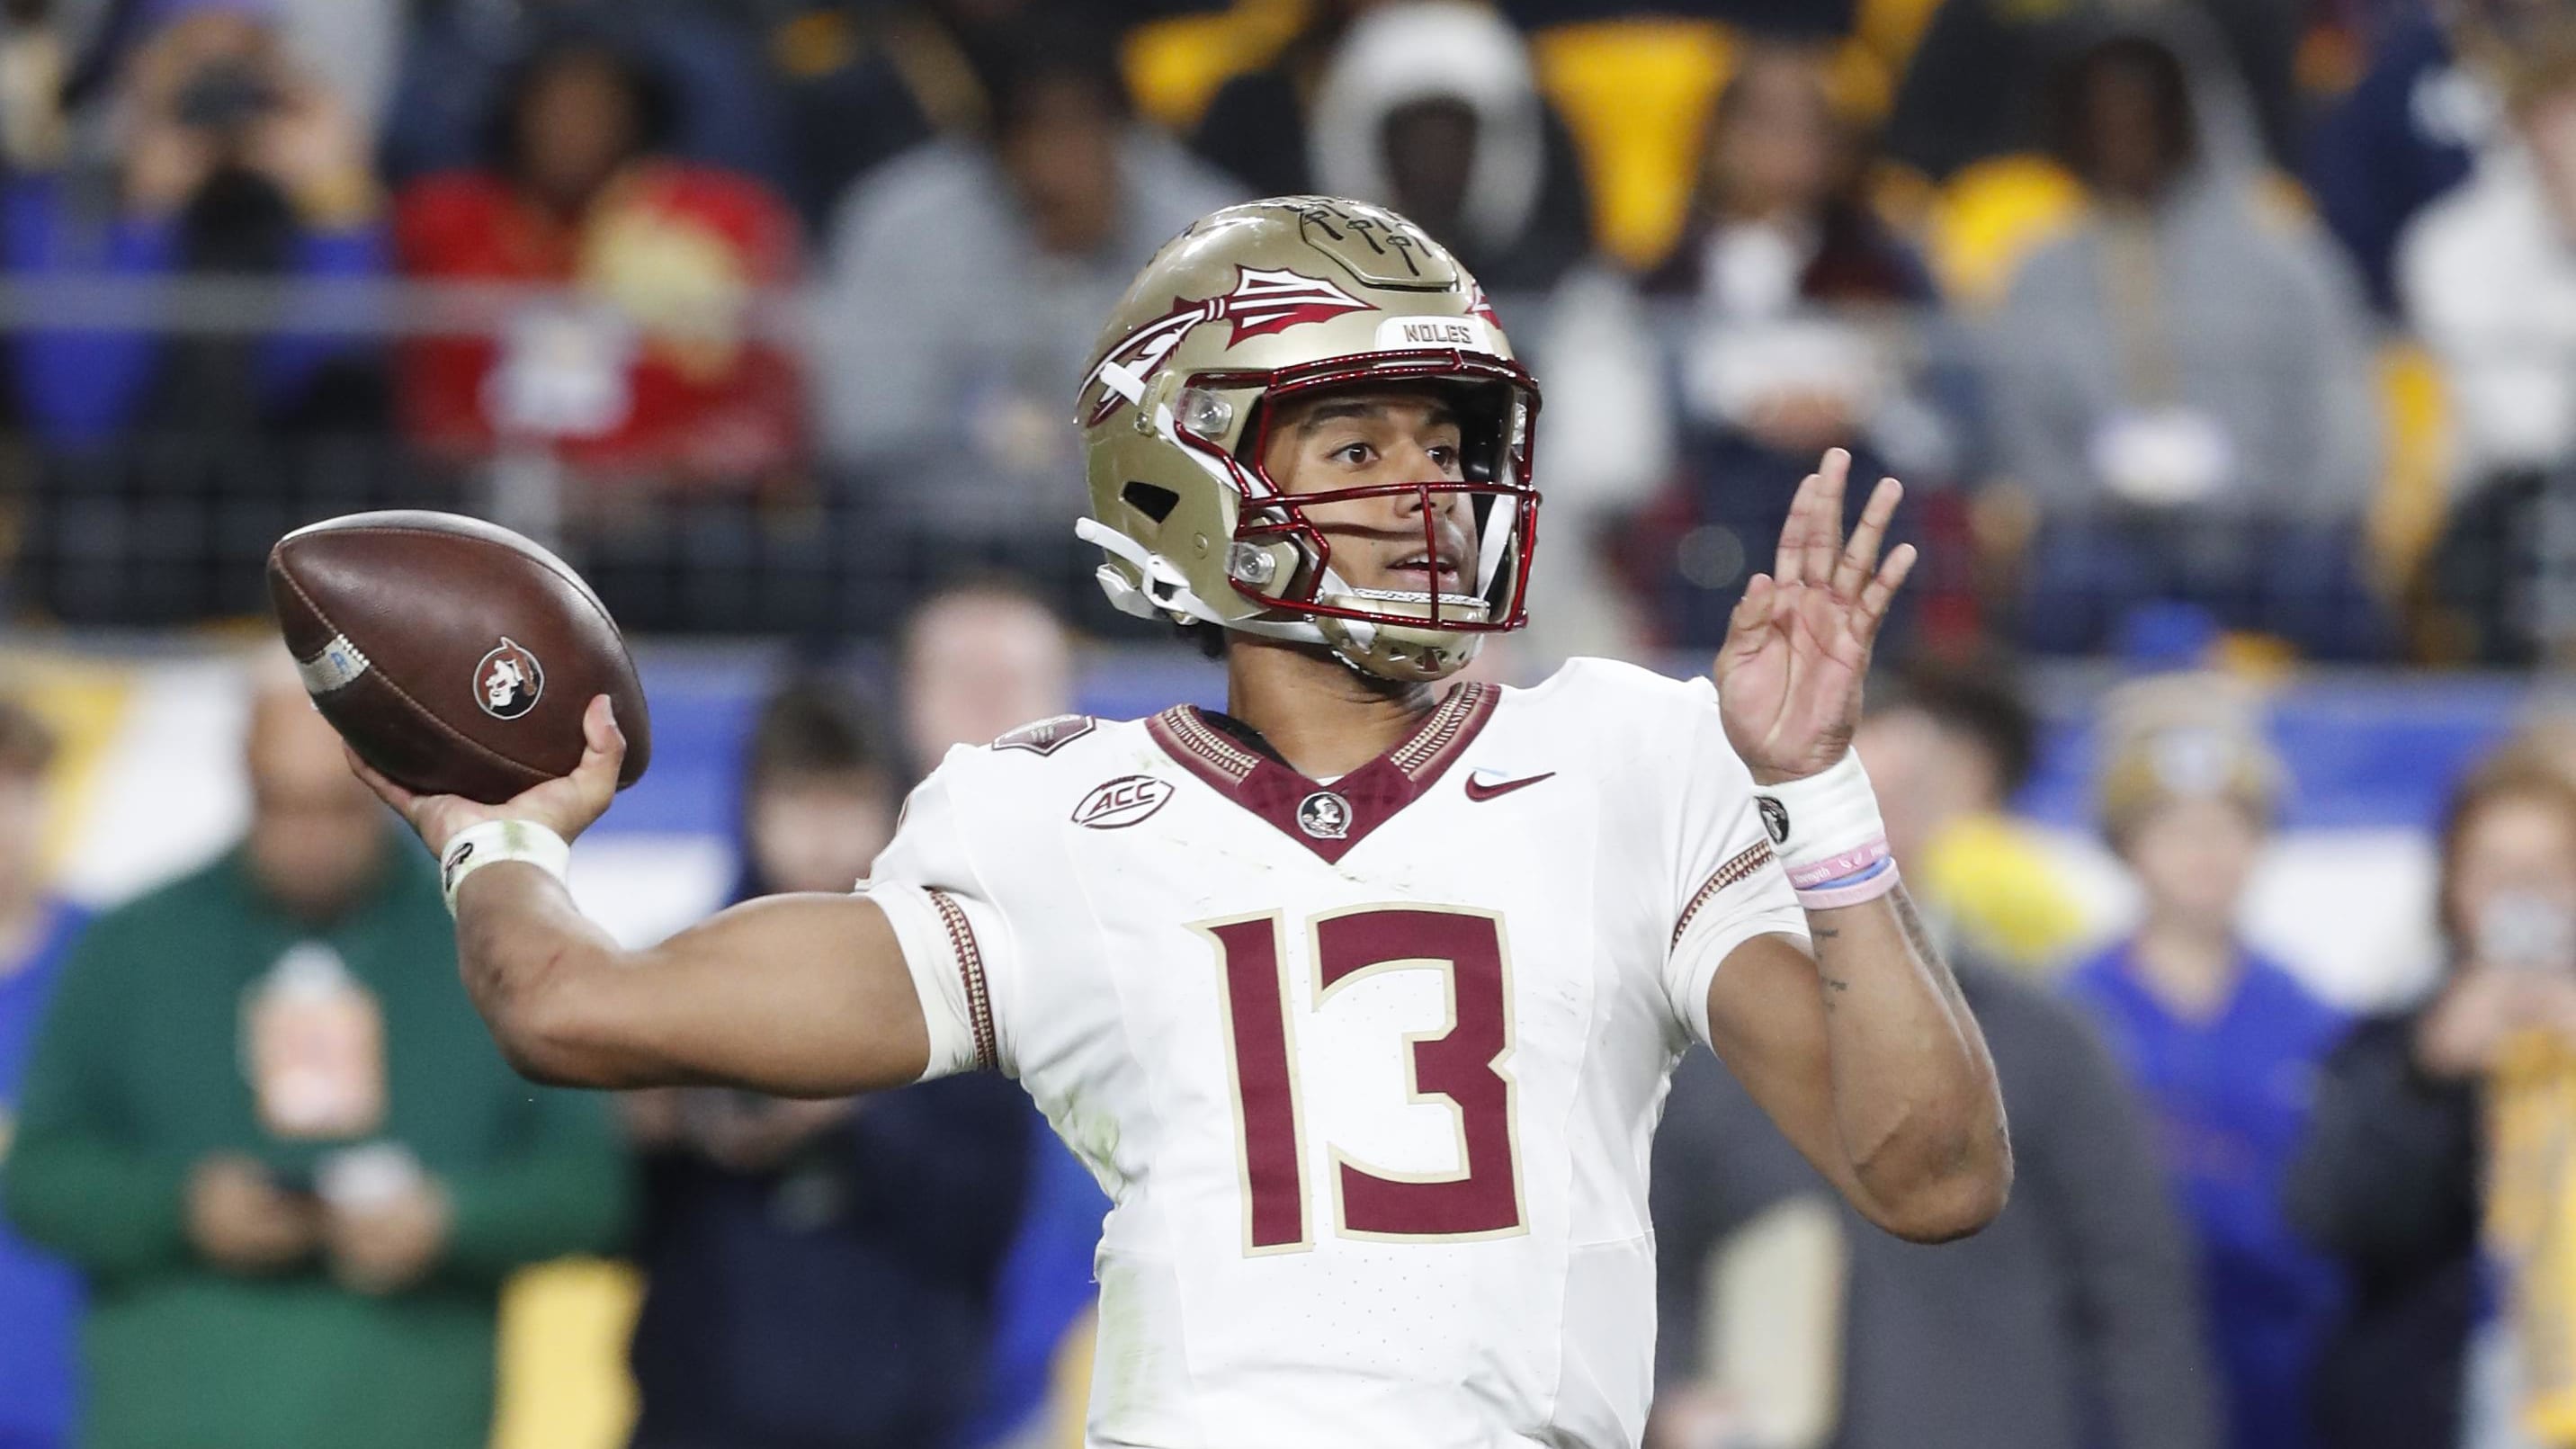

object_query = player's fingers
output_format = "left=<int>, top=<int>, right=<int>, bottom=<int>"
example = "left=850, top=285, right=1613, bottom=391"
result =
left=342, top=744, right=421, bottom=819
left=572, top=695, right=626, bottom=792
left=1716, top=574, right=1776, bottom=675
left=1773, top=475, right=1813, bottom=586
left=1802, top=448, right=1849, bottom=588
left=1834, top=477, right=1902, bottom=599
left=1856, top=542, right=1919, bottom=636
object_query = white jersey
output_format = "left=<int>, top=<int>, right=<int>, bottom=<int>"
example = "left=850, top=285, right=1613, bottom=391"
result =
left=863, top=657, right=1805, bottom=1449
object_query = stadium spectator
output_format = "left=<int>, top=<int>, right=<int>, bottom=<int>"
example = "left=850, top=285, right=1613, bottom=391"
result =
left=2289, top=756, right=2576, bottom=1449
left=2304, top=5, right=2487, bottom=314
left=1297, top=1, right=1593, bottom=293
left=0, top=0, right=389, bottom=450
left=1852, top=659, right=2088, bottom=975
left=1648, top=962, right=2219, bottom=1449
left=625, top=676, right=1030, bottom=1449
left=2394, top=14, right=2576, bottom=666
left=814, top=25, right=1238, bottom=569
left=1185, top=0, right=1364, bottom=201
left=895, top=577, right=1078, bottom=781
left=392, top=27, right=805, bottom=486
left=1630, top=41, right=1969, bottom=651
left=1886, top=0, right=2302, bottom=181
left=380, top=4, right=788, bottom=198
left=1988, top=14, right=2384, bottom=659
left=2065, top=679, right=2350, bottom=1449
left=774, top=0, right=1163, bottom=231
left=888, top=581, right=1110, bottom=1447
left=2401, top=15, right=2576, bottom=491
left=0, top=697, right=85, bottom=1449
left=0, top=663, right=627, bottom=1449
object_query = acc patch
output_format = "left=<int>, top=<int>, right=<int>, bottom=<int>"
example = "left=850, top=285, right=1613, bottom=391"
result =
left=474, top=638, right=544, bottom=720
left=1072, top=774, right=1174, bottom=829
left=994, top=714, right=1097, bottom=756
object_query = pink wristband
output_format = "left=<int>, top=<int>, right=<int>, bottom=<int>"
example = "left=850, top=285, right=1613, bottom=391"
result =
left=1795, top=856, right=1902, bottom=911
left=1784, top=838, right=1892, bottom=891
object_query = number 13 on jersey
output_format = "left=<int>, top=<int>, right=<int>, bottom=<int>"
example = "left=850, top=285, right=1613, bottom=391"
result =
left=1194, top=905, right=1528, bottom=1255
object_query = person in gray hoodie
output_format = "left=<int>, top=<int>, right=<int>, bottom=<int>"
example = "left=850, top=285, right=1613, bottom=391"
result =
left=1987, top=13, right=2384, bottom=659
left=812, top=20, right=1241, bottom=575
left=1650, top=961, right=2220, bottom=1449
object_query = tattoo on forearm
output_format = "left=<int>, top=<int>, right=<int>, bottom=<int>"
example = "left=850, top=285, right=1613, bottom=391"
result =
left=1891, top=888, right=1941, bottom=967
left=1820, top=974, right=1850, bottom=1013
left=1892, top=887, right=1973, bottom=1019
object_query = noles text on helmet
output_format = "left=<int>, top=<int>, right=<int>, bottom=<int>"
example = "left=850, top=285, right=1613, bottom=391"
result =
left=1074, top=196, right=1541, bottom=684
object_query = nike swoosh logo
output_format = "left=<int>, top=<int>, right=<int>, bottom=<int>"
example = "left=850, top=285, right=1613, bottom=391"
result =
left=1464, top=771, right=1555, bottom=802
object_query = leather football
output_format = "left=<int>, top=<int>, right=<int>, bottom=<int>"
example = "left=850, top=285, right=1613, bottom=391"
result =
left=266, top=511, right=652, bottom=804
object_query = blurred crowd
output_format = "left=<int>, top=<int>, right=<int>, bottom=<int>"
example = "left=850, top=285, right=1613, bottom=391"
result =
left=0, top=0, right=2572, bottom=666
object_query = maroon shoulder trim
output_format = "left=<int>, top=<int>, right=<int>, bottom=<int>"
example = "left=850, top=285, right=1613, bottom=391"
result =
left=927, top=888, right=997, bottom=1071
left=1146, top=706, right=1260, bottom=785
left=1671, top=840, right=1777, bottom=952
left=1391, top=682, right=1496, bottom=783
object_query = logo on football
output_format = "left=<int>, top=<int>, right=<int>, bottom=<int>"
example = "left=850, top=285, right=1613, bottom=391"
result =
left=1072, top=774, right=1174, bottom=829
left=1297, top=790, right=1352, bottom=840
left=473, top=638, right=544, bottom=720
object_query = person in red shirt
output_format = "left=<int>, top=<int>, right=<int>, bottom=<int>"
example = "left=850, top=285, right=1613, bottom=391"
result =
left=393, top=29, right=803, bottom=487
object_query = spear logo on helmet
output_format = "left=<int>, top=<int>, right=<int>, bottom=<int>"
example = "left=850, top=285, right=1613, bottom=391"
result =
left=1082, top=267, right=1373, bottom=426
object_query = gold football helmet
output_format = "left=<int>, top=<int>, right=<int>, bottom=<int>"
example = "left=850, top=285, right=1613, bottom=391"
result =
left=1073, top=197, right=1542, bottom=682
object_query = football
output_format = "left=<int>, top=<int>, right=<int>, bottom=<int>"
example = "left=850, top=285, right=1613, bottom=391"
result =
left=266, top=511, right=652, bottom=804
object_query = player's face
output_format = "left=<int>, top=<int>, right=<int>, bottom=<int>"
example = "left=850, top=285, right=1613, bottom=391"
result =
left=1258, top=386, right=1476, bottom=601
left=2123, top=794, right=2262, bottom=931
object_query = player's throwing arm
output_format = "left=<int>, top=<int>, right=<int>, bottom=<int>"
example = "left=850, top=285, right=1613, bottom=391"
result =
left=1702, top=448, right=2011, bottom=1242
left=349, top=702, right=938, bottom=1095
left=264, top=514, right=932, bottom=1096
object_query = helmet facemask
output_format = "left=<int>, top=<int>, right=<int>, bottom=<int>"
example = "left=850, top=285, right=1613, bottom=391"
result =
left=1074, top=197, right=1547, bottom=683
left=1180, top=353, right=1541, bottom=682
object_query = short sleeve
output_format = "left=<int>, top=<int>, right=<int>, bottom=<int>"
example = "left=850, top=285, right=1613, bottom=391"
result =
left=1661, top=677, right=1807, bottom=1047
left=859, top=754, right=1017, bottom=1081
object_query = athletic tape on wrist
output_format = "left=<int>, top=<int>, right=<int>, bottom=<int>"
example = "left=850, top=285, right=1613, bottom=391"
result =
left=439, top=819, right=571, bottom=917
left=1753, top=751, right=1899, bottom=909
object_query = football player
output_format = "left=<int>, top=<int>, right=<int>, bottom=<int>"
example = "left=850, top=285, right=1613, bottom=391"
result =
left=349, top=198, right=2009, bottom=1448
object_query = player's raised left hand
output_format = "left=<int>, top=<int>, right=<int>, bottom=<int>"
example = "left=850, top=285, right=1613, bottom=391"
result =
left=1714, top=448, right=1915, bottom=785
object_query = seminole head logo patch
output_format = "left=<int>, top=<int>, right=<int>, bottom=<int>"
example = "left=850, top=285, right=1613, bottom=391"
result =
left=1296, top=790, right=1352, bottom=840
left=474, top=638, right=544, bottom=720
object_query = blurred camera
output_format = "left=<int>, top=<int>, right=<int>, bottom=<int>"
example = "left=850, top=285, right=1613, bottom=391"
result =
left=2474, top=892, right=2576, bottom=972
left=173, top=58, right=276, bottom=135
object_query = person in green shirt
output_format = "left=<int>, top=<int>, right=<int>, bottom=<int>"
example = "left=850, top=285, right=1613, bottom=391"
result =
left=1, top=668, right=629, bottom=1449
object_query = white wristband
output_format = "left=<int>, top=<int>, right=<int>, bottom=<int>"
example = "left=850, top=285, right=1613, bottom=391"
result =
left=439, top=819, right=571, bottom=917
left=1754, top=752, right=1899, bottom=909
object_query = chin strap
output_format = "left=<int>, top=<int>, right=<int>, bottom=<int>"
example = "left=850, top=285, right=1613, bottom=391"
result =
left=1074, top=517, right=1323, bottom=644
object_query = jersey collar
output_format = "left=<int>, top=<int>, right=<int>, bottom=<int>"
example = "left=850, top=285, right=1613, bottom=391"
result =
left=1144, top=682, right=1499, bottom=863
